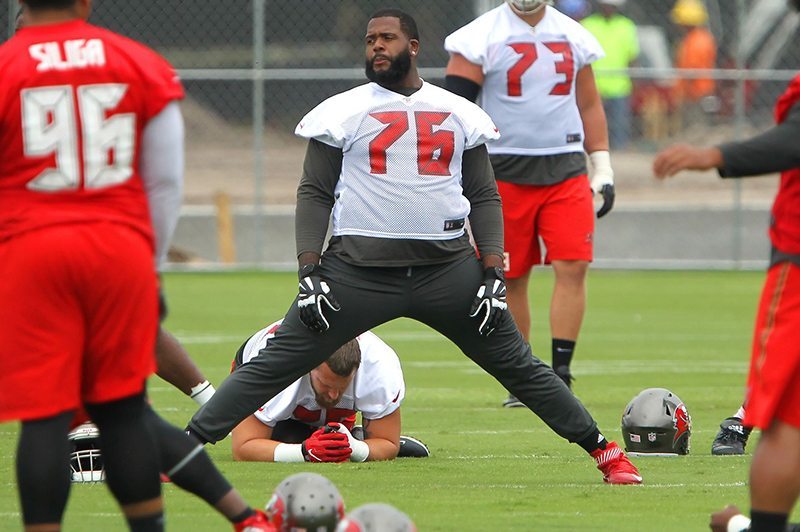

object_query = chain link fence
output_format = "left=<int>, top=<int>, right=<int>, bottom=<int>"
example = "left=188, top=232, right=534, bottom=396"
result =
left=3, top=0, right=799, bottom=267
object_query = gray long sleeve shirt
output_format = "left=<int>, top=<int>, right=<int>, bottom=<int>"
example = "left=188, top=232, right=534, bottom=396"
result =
left=717, top=105, right=800, bottom=178
left=717, top=104, right=800, bottom=266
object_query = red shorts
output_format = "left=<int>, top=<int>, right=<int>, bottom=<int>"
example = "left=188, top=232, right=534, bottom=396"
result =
left=497, top=175, right=594, bottom=278
left=0, top=223, right=158, bottom=422
left=743, top=262, right=800, bottom=430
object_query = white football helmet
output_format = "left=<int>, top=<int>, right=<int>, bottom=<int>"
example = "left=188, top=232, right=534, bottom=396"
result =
left=68, top=422, right=105, bottom=483
left=505, top=0, right=553, bottom=15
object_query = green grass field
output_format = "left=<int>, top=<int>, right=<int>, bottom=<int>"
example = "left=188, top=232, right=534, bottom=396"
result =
left=0, top=269, right=790, bottom=531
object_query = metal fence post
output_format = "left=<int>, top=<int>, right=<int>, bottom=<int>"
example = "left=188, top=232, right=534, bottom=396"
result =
left=732, top=0, right=747, bottom=269
left=253, top=0, right=266, bottom=266
left=8, top=1, right=17, bottom=37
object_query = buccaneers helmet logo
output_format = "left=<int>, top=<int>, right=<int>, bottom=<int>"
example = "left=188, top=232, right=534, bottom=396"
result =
left=673, top=403, right=691, bottom=443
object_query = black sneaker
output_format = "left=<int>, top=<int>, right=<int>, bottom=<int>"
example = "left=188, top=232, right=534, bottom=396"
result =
left=502, top=394, right=525, bottom=408
left=398, top=435, right=430, bottom=458
left=711, top=417, right=752, bottom=455
left=554, top=365, right=574, bottom=389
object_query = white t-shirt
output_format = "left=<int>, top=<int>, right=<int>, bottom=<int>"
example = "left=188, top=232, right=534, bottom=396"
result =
left=445, top=4, right=604, bottom=156
left=240, top=320, right=405, bottom=428
left=295, top=80, right=499, bottom=241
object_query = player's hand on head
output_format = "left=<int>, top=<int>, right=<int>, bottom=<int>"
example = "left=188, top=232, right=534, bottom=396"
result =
left=589, top=151, right=615, bottom=218
left=297, top=264, right=340, bottom=333
left=301, top=425, right=352, bottom=463
left=469, top=266, right=508, bottom=336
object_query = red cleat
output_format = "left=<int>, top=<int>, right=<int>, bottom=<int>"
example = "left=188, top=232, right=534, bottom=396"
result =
left=590, top=442, right=643, bottom=485
left=234, top=509, right=276, bottom=532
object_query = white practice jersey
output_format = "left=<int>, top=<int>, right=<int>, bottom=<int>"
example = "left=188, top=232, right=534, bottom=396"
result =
left=241, top=320, right=405, bottom=428
left=295, top=80, right=499, bottom=241
left=445, top=4, right=604, bottom=156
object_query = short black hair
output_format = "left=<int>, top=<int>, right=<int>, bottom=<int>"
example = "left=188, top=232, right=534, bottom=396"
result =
left=369, top=8, right=419, bottom=41
left=23, top=0, right=78, bottom=10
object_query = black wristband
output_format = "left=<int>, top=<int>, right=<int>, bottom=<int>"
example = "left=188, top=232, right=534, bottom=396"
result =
left=299, top=263, right=317, bottom=280
left=486, top=266, right=505, bottom=281
left=445, top=74, right=482, bottom=102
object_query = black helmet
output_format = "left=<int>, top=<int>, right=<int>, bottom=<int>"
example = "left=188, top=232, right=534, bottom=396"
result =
left=621, top=388, right=691, bottom=455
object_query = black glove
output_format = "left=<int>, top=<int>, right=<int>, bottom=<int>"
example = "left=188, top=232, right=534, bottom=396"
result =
left=595, top=183, right=615, bottom=219
left=469, top=266, right=508, bottom=336
left=589, top=151, right=615, bottom=219
left=297, top=264, right=340, bottom=332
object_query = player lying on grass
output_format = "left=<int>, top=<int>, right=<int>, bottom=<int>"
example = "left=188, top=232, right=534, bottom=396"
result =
left=230, top=321, right=429, bottom=462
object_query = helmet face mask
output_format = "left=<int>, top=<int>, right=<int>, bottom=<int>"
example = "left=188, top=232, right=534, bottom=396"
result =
left=505, top=0, right=552, bottom=15
left=266, top=473, right=345, bottom=531
left=621, top=388, right=691, bottom=456
left=68, top=422, right=105, bottom=483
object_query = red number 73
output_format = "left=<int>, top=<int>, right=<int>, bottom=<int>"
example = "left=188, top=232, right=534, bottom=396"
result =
left=507, top=41, right=574, bottom=97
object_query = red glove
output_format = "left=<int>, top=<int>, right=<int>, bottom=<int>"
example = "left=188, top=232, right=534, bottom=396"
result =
left=301, top=426, right=352, bottom=463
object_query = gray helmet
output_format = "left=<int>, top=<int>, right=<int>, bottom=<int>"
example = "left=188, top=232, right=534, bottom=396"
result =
left=266, top=472, right=345, bottom=531
left=621, top=388, right=691, bottom=455
left=335, top=503, right=416, bottom=532
left=505, top=0, right=553, bottom=15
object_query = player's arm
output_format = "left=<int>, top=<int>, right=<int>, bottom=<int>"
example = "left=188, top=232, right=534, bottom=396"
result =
left=231, top=414, right=281, bottom=462
left=445, top=53, right=484, bottom=102
left=295, top=139, right=343, bottom=266
left=653, top=104, right=800, bottom=179
left=462, top=145, right=504, bottom=269
left=577, top=65, right=615, bottom=217
left=576, top=65, right=609, bottom=154
left=360, top=409, right=402, bottom=461
left=140, top=101, right=184, bottom=267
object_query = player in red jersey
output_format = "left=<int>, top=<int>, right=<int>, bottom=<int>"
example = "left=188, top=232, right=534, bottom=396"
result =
left=654, top=15, right=800, bottom=523
left=14, top=0, right=218, bottom=411
left=0, top=2, right=271, bottom=531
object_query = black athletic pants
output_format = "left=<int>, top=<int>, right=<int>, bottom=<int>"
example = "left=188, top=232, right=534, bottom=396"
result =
left=189, top=253, right=597, bottom=444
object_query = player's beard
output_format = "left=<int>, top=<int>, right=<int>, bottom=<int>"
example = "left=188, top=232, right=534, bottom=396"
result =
left=314, top=393, right=339, bottom=409
left=365, top=49, right=412, bottom=86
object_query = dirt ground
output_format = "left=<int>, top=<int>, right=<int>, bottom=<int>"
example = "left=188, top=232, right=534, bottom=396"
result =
left=182, top=100, right=779, bottom=208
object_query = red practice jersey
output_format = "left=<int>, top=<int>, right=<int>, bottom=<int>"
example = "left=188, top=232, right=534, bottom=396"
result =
left=772, top=74, right=800, bottom=255
left=0, top=19, right=184, bottom=245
